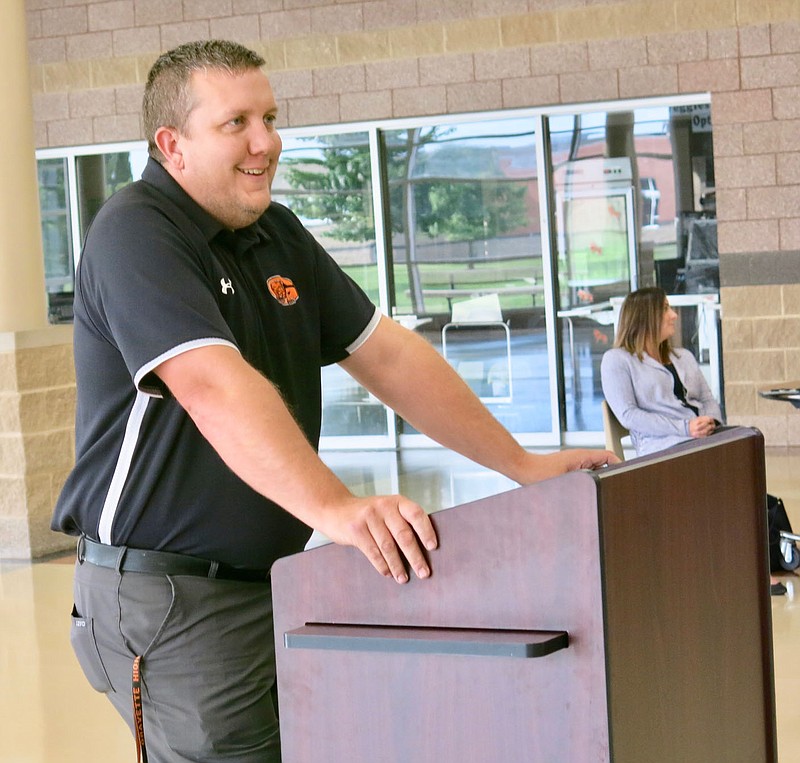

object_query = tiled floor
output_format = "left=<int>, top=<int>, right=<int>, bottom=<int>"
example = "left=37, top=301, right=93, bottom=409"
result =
left=765, top=448, right=800, bottom=762
left=2, top=447, right=799, bottom=762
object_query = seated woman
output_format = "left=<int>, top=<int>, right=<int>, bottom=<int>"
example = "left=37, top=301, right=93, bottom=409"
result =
left=600, top=287, right=721, bottom=458
left=602, top=286, right=786, bottom=594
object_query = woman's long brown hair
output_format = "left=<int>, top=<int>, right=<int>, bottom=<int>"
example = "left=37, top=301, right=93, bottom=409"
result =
left=613, top=287, right=673, bottom=364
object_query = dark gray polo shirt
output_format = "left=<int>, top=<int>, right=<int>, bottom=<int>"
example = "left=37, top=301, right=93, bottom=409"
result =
left=52, top=158, right=378, bottom=569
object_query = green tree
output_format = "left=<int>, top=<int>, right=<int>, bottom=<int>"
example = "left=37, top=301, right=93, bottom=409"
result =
left=281, top=136, right=375, bottom=241
left=386, top=129, right=528, bottom=241
left=282, top=129, right=532, bottom=313
left=281, top=130, right=529, bottom=243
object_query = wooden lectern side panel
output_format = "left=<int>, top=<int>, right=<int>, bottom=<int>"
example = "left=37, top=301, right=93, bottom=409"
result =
left=272, top=471, right=612, bottom=762
left=597, top=428, right=776, bottom=762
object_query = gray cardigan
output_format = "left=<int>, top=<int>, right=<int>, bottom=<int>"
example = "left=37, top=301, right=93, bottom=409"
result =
left=600, top=346, right=723, bottom=457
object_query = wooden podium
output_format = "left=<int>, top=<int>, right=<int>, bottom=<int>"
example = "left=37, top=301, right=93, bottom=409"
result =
left=271, top=427, right=777, bottom=762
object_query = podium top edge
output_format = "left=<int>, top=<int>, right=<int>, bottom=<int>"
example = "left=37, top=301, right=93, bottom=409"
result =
left=593, top=425, right=763, bottom=479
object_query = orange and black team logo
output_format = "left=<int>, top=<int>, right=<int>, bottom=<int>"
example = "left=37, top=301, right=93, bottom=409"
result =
left=266, top=275, right=299, bottom=306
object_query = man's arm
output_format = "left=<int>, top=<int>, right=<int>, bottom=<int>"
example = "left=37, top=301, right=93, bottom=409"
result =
left=341, top=316, right=618, bottom=484
left=155, top=344, right=437, bottom=583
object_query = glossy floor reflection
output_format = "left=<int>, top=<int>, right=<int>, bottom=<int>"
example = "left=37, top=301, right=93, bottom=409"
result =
left=2, top=447, right=800, bottom=762
left=765, top=448, right=800, bottom=761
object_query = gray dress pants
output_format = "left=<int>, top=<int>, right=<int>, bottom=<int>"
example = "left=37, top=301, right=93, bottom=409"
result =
left=71, top=558, right=281, bottom=762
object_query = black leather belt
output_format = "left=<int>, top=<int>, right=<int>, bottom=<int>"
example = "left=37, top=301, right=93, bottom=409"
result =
left=78, top=537, right=270, bottom=583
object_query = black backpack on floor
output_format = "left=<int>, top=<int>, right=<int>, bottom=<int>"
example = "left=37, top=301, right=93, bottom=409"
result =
left=768, top=494, right=799, bottom=572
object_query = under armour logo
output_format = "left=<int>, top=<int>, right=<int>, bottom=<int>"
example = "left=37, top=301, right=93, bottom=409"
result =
left=220, top=278, right=235, bottom=295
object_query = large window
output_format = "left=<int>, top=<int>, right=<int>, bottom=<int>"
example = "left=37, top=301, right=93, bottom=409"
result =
left=36, top=95, right=719, bottom=445
left=548, top=105, right=718, bottom=432
left=272, top=132, right=391, bottom=443
left=38, top=157, right=73, bottom=323
left=383, top=117, right=551, bottom=435
left=37, top=145, right=148, bottom=323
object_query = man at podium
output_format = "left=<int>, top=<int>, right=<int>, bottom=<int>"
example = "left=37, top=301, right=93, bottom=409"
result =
left=52, top=39, right=618, bottom=763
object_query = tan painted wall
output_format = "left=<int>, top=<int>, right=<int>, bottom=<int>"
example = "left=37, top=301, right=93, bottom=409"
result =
left=1, top=0, right=47, bottom=333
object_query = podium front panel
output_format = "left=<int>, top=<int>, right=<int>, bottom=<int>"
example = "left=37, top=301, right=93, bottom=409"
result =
left=271, top=427, right=776, bottom=762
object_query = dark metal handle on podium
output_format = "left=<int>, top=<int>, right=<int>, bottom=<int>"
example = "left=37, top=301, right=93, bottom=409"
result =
left=285, top=624, right=568, bottom=658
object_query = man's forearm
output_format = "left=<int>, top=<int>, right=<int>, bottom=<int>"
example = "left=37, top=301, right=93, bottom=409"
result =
left=158, top=343, right=438, bottom=581
left=157, top=344, right=354, bottom=524
left=341, top=318, right=531, bottom=482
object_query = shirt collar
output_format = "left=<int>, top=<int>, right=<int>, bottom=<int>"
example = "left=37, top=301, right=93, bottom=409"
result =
left=141, top=158, right=272, bottom=255
left=141, top=158, right=224, bottom=243
left=214, top=224, right=265, bottom=257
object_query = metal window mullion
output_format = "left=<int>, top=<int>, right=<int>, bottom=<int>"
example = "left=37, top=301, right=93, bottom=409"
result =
left=66, top=152, right=82, bottom=273
left=534, top=114, right=563, bottom=441
left=368, top=126, right=399, bottom=448
left=369, top=127, right=391, bottom=314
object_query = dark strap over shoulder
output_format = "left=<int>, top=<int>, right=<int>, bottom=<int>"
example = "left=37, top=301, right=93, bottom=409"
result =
left=665, top=363, right=699, bottom=416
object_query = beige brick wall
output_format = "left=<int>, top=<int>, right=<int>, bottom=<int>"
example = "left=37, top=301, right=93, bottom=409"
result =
left=709, top=13, right=800, bottom=445
left=25, top=0, right=800, bottom=138
left=0, top=328, right=75, bottom=560
left=722, top=285, right=800, bottom=444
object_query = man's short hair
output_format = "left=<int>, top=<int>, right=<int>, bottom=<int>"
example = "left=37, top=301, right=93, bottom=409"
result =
left=143, top=39, right=266, bottom=162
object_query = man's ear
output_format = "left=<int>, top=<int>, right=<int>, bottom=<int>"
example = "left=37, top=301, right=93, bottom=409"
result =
left=154, top=126, right=184, bottom=170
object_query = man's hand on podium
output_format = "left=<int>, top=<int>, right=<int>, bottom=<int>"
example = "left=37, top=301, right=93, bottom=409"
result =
left=316, top=493, right=438, bottom=585
left=510, top=449, right=620, bottom=485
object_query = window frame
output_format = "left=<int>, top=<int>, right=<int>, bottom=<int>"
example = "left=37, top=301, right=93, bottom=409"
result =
left=36, top=92, right=714, bottom=449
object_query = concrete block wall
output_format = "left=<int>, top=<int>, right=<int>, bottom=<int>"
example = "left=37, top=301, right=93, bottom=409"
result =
left=0, top=328, right=75, bottom=559
left=722, top=285, right=800, bottom=444
left=25, top=1, right=800, bottom=139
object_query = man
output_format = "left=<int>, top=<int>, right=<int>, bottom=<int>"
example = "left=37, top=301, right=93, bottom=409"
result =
left=52, top=40, right=617, bottom=762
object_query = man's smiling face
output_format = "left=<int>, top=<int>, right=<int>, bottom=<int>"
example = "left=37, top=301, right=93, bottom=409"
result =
left=163, top=66, right=282, bottom=230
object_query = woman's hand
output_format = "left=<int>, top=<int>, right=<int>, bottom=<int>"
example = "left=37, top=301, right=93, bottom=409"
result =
left=688, top=416, right=716, bottom=438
